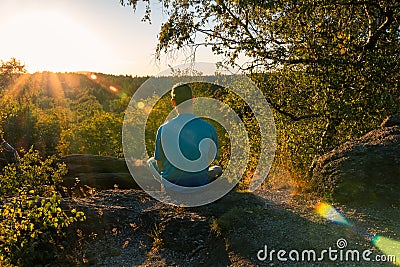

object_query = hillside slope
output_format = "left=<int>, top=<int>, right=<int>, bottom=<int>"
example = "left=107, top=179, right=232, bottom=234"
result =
left=60, top=187, right=399, bottom=266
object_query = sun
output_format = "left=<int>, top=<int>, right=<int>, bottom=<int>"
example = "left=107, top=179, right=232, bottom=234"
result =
left=1, top=10, right=113, bottom=73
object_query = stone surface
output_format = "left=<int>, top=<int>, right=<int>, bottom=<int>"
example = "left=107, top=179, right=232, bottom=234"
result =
left=381, top=115, right=400, bottom=128
left=311, top=117, right=400, bottom=204
left=59, top=154, right=160, bottom=194
left=60, top=154, right=131, bottom=174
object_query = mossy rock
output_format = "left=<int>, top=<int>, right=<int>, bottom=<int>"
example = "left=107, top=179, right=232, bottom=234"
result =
left=311, top=117, right=400, bottom=205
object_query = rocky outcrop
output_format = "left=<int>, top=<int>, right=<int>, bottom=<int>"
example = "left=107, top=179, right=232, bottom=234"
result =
left=0, top=139, right=19, bottom=170
left=60, top=154, right=159, bottom=195
left=311, top=116, right=400, bottom=204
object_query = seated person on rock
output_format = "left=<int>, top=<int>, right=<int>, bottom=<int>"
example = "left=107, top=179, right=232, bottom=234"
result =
left=147, top=83, right=222, bottom=188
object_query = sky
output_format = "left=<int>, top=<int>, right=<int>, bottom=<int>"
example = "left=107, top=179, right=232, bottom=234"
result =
left=0, top=0, right=220, bottom=76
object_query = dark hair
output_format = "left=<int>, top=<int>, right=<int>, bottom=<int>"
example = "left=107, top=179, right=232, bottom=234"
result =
left=171, top=83, right=192, bottom=105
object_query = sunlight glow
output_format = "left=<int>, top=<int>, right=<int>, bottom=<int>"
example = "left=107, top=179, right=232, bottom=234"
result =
left=134, top=159, right=144, bottom=166
left=48, top=72, right=66, bottom=106
left=5, top=72, right=67, bottom=106
left=5, top=74, right=30, bottom=98
left=0, top=1, right=225, bottom=76
left=1, top=10, right=113, bottom=73
left=315, top=202, right=351, bottom=226
left=144, top=106, right=152, bottom=114
left=90, top=74, right=97, bottom=80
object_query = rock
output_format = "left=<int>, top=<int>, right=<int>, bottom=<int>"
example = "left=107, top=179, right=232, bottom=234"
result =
left=0, top=139, right=19, bottom=170
left=63, top=172, right=138, bottom=190
left=59, top=154, right=160, bottom=194
left=311, top=116, right=400, bottom=205
left=60, top=154, right=130, bottom=174
left=381, top=115, right=400, bottom=128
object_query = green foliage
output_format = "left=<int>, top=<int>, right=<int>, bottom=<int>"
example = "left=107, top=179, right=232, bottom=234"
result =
left=0, top=148, right=85, bottom=266
left=1, top=100, right=40, bottom=150
left=34, top=110, right=63, bottom=155
left=58, top=110, right=124, bottom=157
left=0, top=149, right=66, bottom=197
left=126, top=0, right=399, bottom=73
left=253, top=66, right=400, bottom=183
left=0, top=58, right=26, bottom=92
left=145, top=94, right=174, bottom=157
left=0, top=68, right=147, bottom=158
left=148, top=223, right=164, bottom=250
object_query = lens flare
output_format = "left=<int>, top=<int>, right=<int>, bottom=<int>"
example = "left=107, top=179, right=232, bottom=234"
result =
left=315, top=202, right=351, bottom=226
left=372, top=235, right=400, bottom=265
left=109, top=85, right=118, bottom=93
left=316, top=203, right=400, bottom=265
left=144, top=106, right=152, bottom=114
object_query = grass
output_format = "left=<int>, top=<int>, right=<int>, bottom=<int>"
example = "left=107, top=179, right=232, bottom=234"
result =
left=148, top=223, right=164, bottom=251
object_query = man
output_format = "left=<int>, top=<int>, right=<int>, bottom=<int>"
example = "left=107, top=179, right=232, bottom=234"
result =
left=147, top=83, right=222, bottom=188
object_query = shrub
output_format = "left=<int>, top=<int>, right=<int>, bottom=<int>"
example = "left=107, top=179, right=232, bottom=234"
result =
left=57, top=110, right=124, bottom=157
left=0, top=148, right=85, bottom=266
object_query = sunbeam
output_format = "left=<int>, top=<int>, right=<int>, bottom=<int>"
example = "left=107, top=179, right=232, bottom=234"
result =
left=5, top=74, right=30, bottom=98
left=47, top=72, right=67, bottom=106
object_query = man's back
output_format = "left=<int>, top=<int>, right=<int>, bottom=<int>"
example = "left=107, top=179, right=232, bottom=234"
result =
left=155, top=113, right=218, bottom=186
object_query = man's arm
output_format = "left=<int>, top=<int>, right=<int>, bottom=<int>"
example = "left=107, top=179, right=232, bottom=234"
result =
left=156, top=158, right=165, bottom=171
left=154, top=127, right=165, bottom=172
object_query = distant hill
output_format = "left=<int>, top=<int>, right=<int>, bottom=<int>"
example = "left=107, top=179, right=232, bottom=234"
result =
left=4, top=71, right=148, bottom=111
left=0, top=71, right=149, bottom=155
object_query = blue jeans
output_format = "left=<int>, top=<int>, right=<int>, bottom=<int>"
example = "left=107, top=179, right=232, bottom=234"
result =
left=147, top=157, right=222, bottom=187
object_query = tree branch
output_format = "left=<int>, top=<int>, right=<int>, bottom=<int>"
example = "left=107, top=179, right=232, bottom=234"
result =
left=363, top=10, right=394, bottom=51
left=264, top=96, right=322, bottom=122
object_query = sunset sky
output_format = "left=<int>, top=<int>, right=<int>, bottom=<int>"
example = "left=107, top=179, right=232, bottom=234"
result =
left=0, top=0, right=219, bottom=76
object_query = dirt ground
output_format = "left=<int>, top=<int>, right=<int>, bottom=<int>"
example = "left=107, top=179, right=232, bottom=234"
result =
left=60, top=180, right=400, bottom=267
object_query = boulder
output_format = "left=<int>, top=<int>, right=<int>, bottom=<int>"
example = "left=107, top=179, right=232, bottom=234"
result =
left=59, top=154, right=160, bottom=194
left=60, top=154, right=130, bottom=174
left=310, top=116, right=400, bottom=205
left=381, top=115, right=400, bottom=128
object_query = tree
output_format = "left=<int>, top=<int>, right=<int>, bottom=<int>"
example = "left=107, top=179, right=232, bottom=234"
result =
left=121, top=0, right=400, bottom=180
left=120, top=1, right=399, bottom=68
left=57, top=110, right=123, bottom=157
left=0, top=58, right=26, bottom=91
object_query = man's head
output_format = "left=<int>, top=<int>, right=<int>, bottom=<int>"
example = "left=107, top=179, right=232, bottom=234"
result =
left=171, top=83, right=193, bottom=105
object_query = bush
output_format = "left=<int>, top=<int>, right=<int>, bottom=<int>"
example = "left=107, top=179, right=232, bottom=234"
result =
left=0, top=148, right=85, bottom=266
left=57, top=110, right=124, bottom=157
